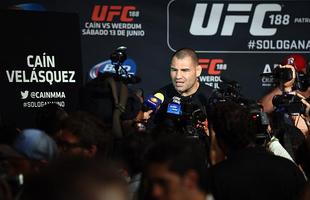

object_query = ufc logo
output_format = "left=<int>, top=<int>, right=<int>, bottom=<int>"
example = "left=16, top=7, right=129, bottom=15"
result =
left=190, top=3, right=281, bottom=36
left=199, top=59, right=226, bottom=75
left=91, top=5, right=136, bottom=22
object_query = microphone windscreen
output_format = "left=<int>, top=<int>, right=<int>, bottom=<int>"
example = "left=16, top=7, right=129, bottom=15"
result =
left=142, top=93, right=164, bottom=111
left=154, top=93, right=164, bottom=103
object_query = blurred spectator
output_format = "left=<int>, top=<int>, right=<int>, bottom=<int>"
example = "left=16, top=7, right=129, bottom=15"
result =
left=13, top=129, right=58, bottom=162
left=207, top=101, right=306, bottom=200
left=56, top=111, right=113, bottom=158
left=268, top=111, right=305, bottom=161
left=0, top=144, right=30, bottom=177
left=0, top=144, right=26, bottom=198
left=140, top=134, right=210, bottom=200
left=20, top=157, right=129, bottom=200
left=0, top=140, right=56, bottom=199
left=111, top=133, right=151, bottom=200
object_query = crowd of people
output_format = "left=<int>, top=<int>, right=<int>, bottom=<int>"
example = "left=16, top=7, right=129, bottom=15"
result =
left=1, top=48, right=310, bottom=200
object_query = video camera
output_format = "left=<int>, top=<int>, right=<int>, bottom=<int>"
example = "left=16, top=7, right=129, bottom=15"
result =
left=271, top=67, right=310, bottom=92
left=272, top=93, right=307, bottom=115
left=272, top=67, right=293, bottom=84
left=268, top=56, right=310, bottom=115
left=181, top=101, right=207, bottom=138
left=108, top=46, right=141, bottom=84
left=263, top=56, right=310, bottom=91
left=209, top=78, right=270, bottom=144
left=208, top=78, right=250, bottom=106
left=166, top=96, right=207, bottom=139
left=247, top=103, right=271, bottom=145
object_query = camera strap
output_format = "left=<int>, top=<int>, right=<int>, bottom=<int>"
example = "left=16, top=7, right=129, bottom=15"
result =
left=106, top=76, right=128, bottom=138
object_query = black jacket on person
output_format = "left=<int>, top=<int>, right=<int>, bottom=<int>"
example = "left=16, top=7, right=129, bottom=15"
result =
left=151, top=83, right=213, bottom=130
left=208, top=146, right=306, bottom=200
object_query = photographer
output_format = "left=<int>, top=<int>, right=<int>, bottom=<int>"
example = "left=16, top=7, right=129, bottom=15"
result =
left=259, top=54, right=310, bottom=138
left=260, top=63, right=297, bottom=112
left=207, top=101, right=306, bottom=200
left=206, top=77, right=303, bottom=167
left=260, top=54, right=309, bottom=111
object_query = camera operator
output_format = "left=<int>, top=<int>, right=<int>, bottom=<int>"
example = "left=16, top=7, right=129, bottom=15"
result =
left=260, top=54, right=309, bottom=111
left=207, top=78, right=302, bottom=167
left=260, top=61, right=297, bottom=112
left=149, top=48, right=213, bottom=135
left=259, top=54, right=310, bottom=138
left=207, top=101, right=306, bottom=200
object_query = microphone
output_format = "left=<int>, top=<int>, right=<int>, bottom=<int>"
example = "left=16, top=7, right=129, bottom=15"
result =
left=167, top=96, right=182, bottom=115
left=142, top=93, right=164, bottom=111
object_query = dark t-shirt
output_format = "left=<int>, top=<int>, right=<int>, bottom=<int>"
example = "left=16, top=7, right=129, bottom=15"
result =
left=149, top=83, right=213, bottom=165
left=157, top=83, right=213, bottom=111
left=208, top=146, right=306, bottom=200
left=150, top=83, right=213, bottom=130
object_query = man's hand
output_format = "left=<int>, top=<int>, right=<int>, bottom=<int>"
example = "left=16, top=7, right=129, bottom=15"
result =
left=299, top=93, right=310, bottom=120
left=259, top=64, right=296, bottom=113
left=209, top=128, right=226, bottom=165
left=135, top=110, right=153, bottom=123
left=196, top=119, right=209, bottom=136
left=288, top=92, right=310, bottom=137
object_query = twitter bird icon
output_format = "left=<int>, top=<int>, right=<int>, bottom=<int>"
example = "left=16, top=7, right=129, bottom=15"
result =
left=21, top=90, right=29, bottom=99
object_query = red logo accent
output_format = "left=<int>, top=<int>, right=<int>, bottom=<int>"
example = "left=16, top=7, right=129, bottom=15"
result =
left=91, top=5, right=136, bottom=22
left=199, top=59, right=223, bottom=75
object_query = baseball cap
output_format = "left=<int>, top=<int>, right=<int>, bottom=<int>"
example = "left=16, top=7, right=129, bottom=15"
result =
left=13, top=129, right=58, bottom=161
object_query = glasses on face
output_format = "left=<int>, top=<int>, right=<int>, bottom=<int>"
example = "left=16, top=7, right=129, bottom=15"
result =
left=56, top=140, right=86, bottom=152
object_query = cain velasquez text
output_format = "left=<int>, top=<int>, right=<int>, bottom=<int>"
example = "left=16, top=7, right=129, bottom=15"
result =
left=5, top=53, right=76, bottom=85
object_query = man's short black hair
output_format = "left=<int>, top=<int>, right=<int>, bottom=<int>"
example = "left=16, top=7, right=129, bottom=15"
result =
left=144, top=134, right=208, bottom=192
left=208, top=101, right=256, bottom=151
left=172, top=48, right=198, bottom=65
left=60, top=111, right=113, bottom=157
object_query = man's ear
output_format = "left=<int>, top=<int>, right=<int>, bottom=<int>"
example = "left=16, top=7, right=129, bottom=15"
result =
left=196, top=65, right=202, bottom=77
left=183, top=170, right=199, bottom=190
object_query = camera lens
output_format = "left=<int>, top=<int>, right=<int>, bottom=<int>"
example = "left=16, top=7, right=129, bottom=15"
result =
left=272, top=68, right=293, bottom=83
